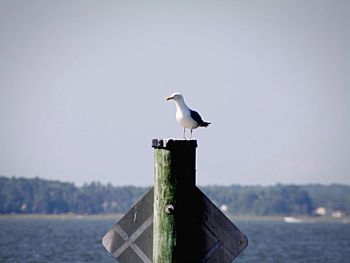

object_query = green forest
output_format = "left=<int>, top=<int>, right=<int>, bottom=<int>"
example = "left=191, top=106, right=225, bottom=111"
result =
left=1, top=175, right=349, bottom=216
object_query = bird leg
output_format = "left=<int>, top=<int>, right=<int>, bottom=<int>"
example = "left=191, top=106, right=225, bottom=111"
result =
left=190, top=129, right=193, bottom=139
left=183, top=128, right=186, bottom=140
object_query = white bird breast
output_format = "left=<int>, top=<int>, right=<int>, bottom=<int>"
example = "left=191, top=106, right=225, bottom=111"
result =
left=176, top=108, right=199, bottom=129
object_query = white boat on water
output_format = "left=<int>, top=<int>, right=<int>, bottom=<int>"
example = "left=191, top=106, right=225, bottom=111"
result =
left=283, top=216, right=303, bottom=223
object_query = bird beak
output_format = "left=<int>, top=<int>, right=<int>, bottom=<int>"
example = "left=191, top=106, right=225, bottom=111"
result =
left=166, top=96, right=173, bottom=101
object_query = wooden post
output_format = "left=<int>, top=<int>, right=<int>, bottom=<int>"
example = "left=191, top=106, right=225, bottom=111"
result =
left=102, top=138, right=247, bottom=262
left=152, top=139, right=197, bottom=263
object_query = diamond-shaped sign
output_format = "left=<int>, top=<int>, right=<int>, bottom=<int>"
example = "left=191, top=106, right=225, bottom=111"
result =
left=103, top=188, right=154, bottom=263
left=102, top=187, right=248, bottom=262
left=193, top=187, right=248, bottom=261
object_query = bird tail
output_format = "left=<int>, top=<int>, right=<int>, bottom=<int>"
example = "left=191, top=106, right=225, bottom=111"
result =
left=200, top=122, right=211, bottom=127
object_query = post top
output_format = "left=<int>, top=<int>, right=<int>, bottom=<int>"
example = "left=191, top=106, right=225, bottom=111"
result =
left=152, top=138, right=197, bottom=149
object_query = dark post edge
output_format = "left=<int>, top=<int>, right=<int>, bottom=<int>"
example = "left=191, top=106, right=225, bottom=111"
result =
left=152, top=138, right=198, bottom=149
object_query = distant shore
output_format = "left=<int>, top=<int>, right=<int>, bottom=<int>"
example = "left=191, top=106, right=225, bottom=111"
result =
left=1, top=213, right=349, bottom=223
left=0, top=213, right=123, bottom=221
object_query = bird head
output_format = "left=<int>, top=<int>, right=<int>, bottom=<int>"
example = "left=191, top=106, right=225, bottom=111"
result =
left=166, top=92, right=183, bottom=102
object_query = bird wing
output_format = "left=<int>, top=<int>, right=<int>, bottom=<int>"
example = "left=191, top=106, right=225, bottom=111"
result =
left=190, top=109, right=205, bottom=125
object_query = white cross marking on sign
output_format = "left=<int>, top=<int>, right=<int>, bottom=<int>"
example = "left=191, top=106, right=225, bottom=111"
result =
left=112, top=215, right=153, bottom=263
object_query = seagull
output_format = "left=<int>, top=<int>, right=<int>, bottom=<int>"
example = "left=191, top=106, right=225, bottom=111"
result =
left=166, top=92, right=211, bottom=139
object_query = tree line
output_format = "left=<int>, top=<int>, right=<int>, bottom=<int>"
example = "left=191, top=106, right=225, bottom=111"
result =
left=0, top=176, right=349, bottom=215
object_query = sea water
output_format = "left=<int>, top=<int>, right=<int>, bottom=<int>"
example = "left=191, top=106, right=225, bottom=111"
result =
left=0, top=217, right=350, bottom=263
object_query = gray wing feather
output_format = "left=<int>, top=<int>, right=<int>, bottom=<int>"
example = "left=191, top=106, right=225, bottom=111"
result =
left=190, top=109, right=210, bottom=127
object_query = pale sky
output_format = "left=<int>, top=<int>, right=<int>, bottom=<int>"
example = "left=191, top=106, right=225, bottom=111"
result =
left=1, top=0, right=349, bottom=186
